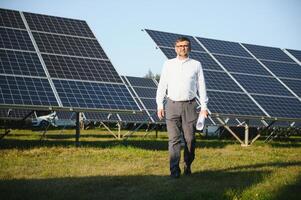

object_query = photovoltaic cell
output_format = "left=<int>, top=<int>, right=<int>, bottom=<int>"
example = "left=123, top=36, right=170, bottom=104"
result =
left=53, top=79, right=139, bottom=111
left=0, top=75, right=58, bottom=107
left=204, top=70, right=243, bottom=92
left=0, top=49, right=46, bottom=77
left=261, top=60, right=301, bottom=79
left=32, top=32, right=108, bottom=59
left=132, top=87, right=157, bottom=98
left=42, top=54, right=122, bottom=83
left=252, top=95, right=301, bottom=119
left=118, top=112, right=151, bottom=123
left=125, top=76, right=157, bottom=88
left=214, top=54, right=271, bottom=76
left=208, top=91, right=265, bottom=117
left=24, top=12, right=95, bottom=38
left=197, top=37, right=252, bottom=58
left=84, top=112, right=119, bottom=122
left=280, top=78, right=301, bottom=97
left=145, top=29, right=205, bottom=52
left=232, top=74, right=293, bottom=96
left=159, top=47, right=223, bottom=71
left=0, top=8, right=25, bottom=29
left=139, top=98, right=157, bottom=110
left=0, top=27, right=35, bottom=51
left=286, top=49, right=301, bottom=62
left=242, top=43, right=295, bottom=62
left=0, top=108, right=34, bottom=119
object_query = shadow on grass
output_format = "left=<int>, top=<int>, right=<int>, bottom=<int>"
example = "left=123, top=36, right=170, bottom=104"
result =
left=0, top=169, right=268, bottom=200
left=1, top=161, right=301, bottom=200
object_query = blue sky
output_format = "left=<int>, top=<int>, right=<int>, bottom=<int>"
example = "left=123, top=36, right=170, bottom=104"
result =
left=1, top=0, right=300, bottom=77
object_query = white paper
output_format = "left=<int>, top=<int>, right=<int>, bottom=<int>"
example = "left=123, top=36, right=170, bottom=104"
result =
left=196, top=115, right=205, bottom=130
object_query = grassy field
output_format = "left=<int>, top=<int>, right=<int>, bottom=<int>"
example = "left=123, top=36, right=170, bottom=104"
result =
left=0, top=128, right=301, bottom=200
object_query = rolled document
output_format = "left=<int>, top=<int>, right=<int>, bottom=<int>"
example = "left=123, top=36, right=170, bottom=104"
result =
left=196, top=115, right=205, bottom=130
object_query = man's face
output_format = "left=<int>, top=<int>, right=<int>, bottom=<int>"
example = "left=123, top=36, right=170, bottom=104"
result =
left=175, top=40, right=190, bottom=57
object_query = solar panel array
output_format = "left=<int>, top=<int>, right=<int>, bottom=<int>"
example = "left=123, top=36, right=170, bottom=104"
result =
left=145, top=29, right=301, bottom=120
left=0, top=8, right=140, bottom=113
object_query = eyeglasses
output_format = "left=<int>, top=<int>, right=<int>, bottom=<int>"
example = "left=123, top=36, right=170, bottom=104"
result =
left=176, top=45, right=189, bottom=48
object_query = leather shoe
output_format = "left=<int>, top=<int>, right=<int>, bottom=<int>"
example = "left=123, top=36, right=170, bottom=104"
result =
left=170, top=171, right=180, bottom=179
left=184, top=166, right=191, bottom=175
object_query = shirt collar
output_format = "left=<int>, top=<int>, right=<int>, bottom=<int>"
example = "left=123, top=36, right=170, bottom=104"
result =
left=176, top=56, right=190, bottom=63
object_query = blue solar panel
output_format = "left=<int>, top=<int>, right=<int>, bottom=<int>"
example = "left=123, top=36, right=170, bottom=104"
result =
left=242, top=43, right=295, bottom=62
left=232, top=74, right=294, bottom=96
left=261, top=60, right=301, bottom=79
left=24, top=12, right=95, bottom=38
left=132, top=87, right=157, bottom=98
left=0, top=75, right=58, bottom=107
left=0, top=8, right=25, bottom=29
left=139, top=98, right=158, bottom=110
left=252, top=95, right=301, bottom=119
left=125, top=76, right=157, bottom=88
left=145, top=29, right=205, bottom=52
left=32, top=32, right=108, bottom=59
left=0, top=108, right=34, bottom=120
left=159, top=47, right=223, bottom=71
left=118, top=112, right=151, bottom=123
left=208, top=91, right=265, bottom=116
left=204, top=70, right=243, bottom=92
left=84, top=112, right=119, bottom=122
left=214, top=54, right=271, bottom=76
left=53, top=80, right=139, bottom=111
left=42, top=54, right=122, bottom=83
left=286, top=49, right=301, bottom=62
left=280, top=78, right=301, bottom=97
left=197, top=37, right=252, bottom=58
left=0, top=49, right=46, bottom=77
left=0, top=27, right=35, bottom=51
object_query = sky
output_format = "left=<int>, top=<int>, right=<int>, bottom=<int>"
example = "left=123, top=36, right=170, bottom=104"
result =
left=1, top=0, right=300, bottom=77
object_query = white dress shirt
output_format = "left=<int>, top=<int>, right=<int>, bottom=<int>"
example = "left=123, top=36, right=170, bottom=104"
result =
left=156, top=56, right=208, bottom=110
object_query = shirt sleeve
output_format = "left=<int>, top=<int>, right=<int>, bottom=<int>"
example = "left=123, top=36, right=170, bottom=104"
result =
left=156, top=61, right=168, bottom=110
left=197, top=62, right=208, bottom=110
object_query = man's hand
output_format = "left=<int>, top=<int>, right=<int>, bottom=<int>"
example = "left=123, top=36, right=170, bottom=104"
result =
left=200, top=110, right=208, bottom=118
left=157, top=109, right=165, bottom=120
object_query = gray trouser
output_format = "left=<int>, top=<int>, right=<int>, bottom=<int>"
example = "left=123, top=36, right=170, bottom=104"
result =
left=165, top=98, right=198, bottom=174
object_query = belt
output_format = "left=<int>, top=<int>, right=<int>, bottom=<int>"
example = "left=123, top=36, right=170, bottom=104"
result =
left=168, top=97, right=196, bottom=103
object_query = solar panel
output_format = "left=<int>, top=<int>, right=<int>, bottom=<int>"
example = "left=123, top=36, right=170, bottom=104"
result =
left=125, top=76, right=157, bottom=88
left=84, top=112, right=119, bottom=122
left=32, top=32, right=108, bottom=59
left=208, top=91, right=265, bottom=117
left=252, top=95, right=301, bottom=119
left=0, top=27, right=35, bottom=51
left=145, top=29, right=205, bottom=52
left=0, top=8, right=140, bottom=113
left=232, top=74, right=293, bottom=96
left=23, top=12, right=95, bottom=38
left=261, top=60, right=301, bottom=79
left=214, top=54, right=271, bottom=76
left=118, top=112, right=151, bottom=123
left=0, top=108, right=34, bottom=120
left=286, top=49, right=301, bottom=62
left=41, top=54, right=122, bottom=82
left=0, top=49, right=46, bottom=77
left=204, top=70, right=243, bottom=92
left=132, top=87, right=157, bottom=98
left=197, top=37, right=252, bottom=58
left=53, top=80, right=138, bottom=111
left=242, top=43, right=295, bottom=62
left=0, top=75, right=58, bottom=107
left=280, top=79, right=301, bottom=97
left=0, top=8, right=25, bottom=29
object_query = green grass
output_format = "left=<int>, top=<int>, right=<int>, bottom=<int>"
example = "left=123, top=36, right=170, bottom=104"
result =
left=0, top=128, right=301, bottom=200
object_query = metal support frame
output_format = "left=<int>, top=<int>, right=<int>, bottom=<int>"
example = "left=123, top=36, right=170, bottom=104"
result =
left=75, top=112, right=80, bottom=147
left=99, top=121, right=119, bottom=139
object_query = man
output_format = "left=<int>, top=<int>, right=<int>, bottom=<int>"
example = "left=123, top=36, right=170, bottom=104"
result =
left=156, top=37, right=208, bottom=178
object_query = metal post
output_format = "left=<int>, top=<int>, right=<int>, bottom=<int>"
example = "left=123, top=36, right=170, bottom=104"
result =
left=75, top=112, right=80, bottom=147
left=242, top=119, right=250, bottom=147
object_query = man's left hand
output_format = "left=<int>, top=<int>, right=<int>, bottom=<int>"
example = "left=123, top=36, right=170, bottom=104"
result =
left=200, top=110, right=208, bottom=118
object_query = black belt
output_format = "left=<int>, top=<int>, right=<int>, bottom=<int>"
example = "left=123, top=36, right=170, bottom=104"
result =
left=169, top=97, right=196, bottom=103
